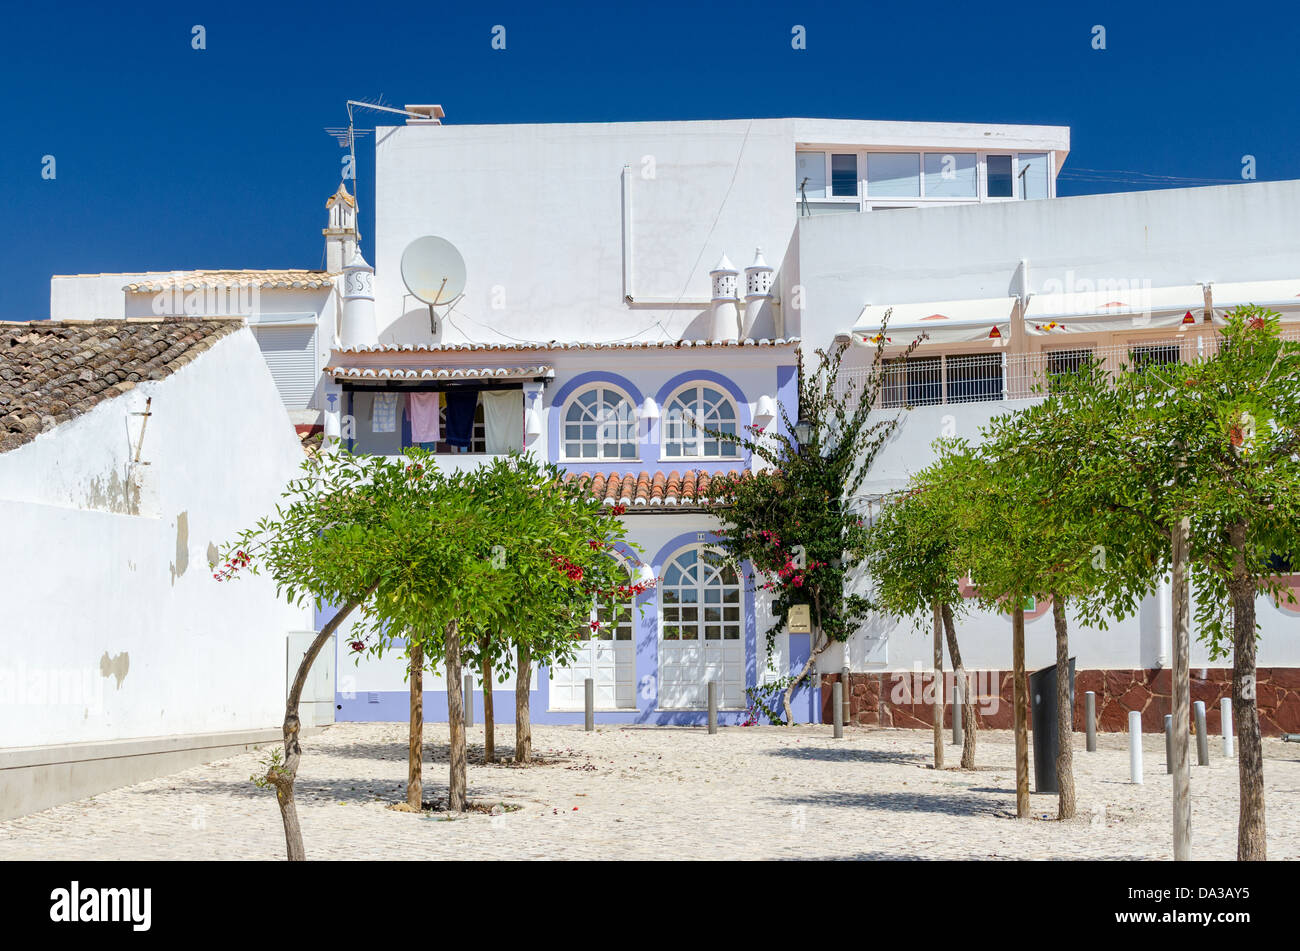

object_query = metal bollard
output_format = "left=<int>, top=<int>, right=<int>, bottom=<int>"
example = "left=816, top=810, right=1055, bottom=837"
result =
left=707, top=681, right=718, bottom=734
left=832, top=682, right=843, bottom=739
left=951, top=680, right=961, bottom=748
left=464, top=674, right=474, bottom=728
left=1129, top=711, right=1143, bottom=783
left=1085, top=691, right=1097, bottom=752
left=1194, top=701, right=1209, bottom=766
left=1221, top=697, right=1233, bottom=757
left=840, top=666, right=851, bottom=728
left=584, top=678, right=594, bottom=731
left=1164, top=714, right=1173, bottom=774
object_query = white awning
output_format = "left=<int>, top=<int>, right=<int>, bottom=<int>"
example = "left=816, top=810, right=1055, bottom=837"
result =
left=1208, top=279, right=1300, bottom=317
left=1024, top=284, right=1207, bottom=335
left=850, top=297, right=1016, bottom=346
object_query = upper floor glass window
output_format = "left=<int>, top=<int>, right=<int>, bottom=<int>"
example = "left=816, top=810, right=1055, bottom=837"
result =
left=986, top=155, right=1015, bottom=198
left=830, top=153, right=859, bottom=196
left=867, top=153, right=921, bottom=198
left=662, top=384, right=740, bottom=458
left=563, top=386, right=638, bottom=460
left=1018, top=153, right=1050, bottom=200
left=923, top=153, right=978, bottom=198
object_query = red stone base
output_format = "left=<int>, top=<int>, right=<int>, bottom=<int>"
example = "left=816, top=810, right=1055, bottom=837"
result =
left=819, top=668, right=1300, bottom=736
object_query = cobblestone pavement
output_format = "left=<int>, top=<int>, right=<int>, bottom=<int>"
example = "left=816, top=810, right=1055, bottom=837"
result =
left=1, top=723, right=1296, bottom=860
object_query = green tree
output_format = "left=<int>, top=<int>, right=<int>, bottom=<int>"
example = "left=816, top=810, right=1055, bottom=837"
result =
left=863, top=465, right=978, bottom=768
left=710, top=334, right=918, bottom=723
left=459, top=456, right=641, bottom=764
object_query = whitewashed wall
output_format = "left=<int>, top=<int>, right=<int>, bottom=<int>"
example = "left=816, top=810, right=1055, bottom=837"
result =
left=372, top=117, right=1066, bottom=347
left=0, top=330, right=311, bottom=748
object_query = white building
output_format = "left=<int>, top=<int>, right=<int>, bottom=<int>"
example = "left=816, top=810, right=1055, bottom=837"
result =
left=44, top=108, right=1300, bottom=735
left=0, top=319, right=320, bottom=817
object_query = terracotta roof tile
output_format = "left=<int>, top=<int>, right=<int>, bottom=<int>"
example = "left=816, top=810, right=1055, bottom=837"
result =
left=334, top=338, right=800, bottom=354
left=324, top=365, right=553, bottom=381
left=124, top=270, right=337, bottom=293
left=0, top=318, right=241, bottom=454
left=564, top=469, right=749, bottom=510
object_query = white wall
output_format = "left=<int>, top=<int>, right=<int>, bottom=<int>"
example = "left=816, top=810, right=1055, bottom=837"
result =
left=372, top=117, right=1068, bottom=348
left=0, top=330, right=311, bottom=748
left=797, top=179, right=1300, bottom=346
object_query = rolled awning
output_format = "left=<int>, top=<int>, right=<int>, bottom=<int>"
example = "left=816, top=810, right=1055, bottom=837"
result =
left=1207, top=279, right=1300, bottom=319
left=1024, top=284, right=1208, bottom=335
left=850, top=296, right=1017, bottom=346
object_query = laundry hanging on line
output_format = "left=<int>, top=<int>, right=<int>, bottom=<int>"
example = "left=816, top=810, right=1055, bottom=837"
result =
left=443, top=390, right=479, bottom=449
left=481, top=390, right=524, bottom=454
left=407, top=392, right=442, bottom=444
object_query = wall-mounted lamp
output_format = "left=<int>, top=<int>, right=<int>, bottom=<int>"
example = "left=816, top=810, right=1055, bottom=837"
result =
left=640, top=396, right=660, bottom=420
left=754, top=395, right=778, bottom=427
left=794, top=416, right=813, bottom=446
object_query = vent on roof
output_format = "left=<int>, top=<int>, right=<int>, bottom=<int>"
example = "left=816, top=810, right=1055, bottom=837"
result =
left=405, top=104, right=444, bottom=125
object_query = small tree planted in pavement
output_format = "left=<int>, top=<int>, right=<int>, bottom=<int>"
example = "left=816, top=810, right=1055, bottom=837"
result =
left=710, top=331, right=920, bottom=724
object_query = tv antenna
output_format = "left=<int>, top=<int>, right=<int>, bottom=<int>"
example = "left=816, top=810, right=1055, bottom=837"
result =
left=400, top=236, right=467, bottom=334
left=325, top=99, right=432, bottom=212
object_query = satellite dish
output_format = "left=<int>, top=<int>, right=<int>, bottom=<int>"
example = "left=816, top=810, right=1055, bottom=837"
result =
left=400, top=236, right=466, bottom=306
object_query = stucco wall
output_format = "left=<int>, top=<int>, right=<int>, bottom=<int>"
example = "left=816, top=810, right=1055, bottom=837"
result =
left=0, top=329, right=311, bottom=748
left=796, top=178, right=1300, bottom=345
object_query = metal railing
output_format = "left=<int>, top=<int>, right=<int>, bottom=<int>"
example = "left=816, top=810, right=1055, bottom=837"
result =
left=837, top=328, right=1299, bottom=408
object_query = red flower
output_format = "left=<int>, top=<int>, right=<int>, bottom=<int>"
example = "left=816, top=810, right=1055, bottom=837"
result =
left=611, top=504, right=627, bottom=516
left=350, top=641, right=365, bottom=652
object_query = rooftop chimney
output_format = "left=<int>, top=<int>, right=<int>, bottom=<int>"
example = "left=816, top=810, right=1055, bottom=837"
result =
left=323, top=182, right=359, bottom=273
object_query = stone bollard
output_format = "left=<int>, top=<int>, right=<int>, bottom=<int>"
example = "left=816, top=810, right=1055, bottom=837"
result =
left=832, top=682, right=843, bottom=739
left=584, top=678, right=594, bottom=732
left=1194, top=701, right=1209, bottom=766
left=1221, top=697, right=1233, bottom=757
left=465, top=674, right=474, bottom=728
left=841, top=666, right=851, bottom=728
left=707, top=681, right=718, bottom=735
left=1129, top=711, right=1143, bottom=784
left=1085, top=691, right=1097, bottom=752
left=1164, top=714, right=1173, bottom=774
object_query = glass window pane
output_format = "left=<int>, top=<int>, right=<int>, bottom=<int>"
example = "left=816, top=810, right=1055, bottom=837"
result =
left=867, top=153, right=920, bottom=197
left=987, top=155, right=1013, bottom=198
left=796, top=151, right=826, bottom=199
left=1018, top=153, right=1049, bottom=200
left=830, top=153, right=858, bottom=197
left=923, top=153, right=978, bottom=198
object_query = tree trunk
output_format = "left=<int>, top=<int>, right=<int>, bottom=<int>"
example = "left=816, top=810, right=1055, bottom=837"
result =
left=1012, top=605, right=1030, bottom=818
left=1230, top=522, right=1266, bottom=860
left=269, top=592, right=368, bottom=861
left=1050, top=595, right=1076, bottom=820
left=444, top=619, right=467, bottom=812
left=515, top=641, right=532, bottom=764
left=407, top=638, right=424, bottom=810
left=782, top=633, right=830, bottom=725
left=481, top=643, right=495, bottom=764
left=932, top=602, right=944, bottom=770
left=1171, top=517, right=1192, bottom=859
left=941, top=603, right=977, bottom=769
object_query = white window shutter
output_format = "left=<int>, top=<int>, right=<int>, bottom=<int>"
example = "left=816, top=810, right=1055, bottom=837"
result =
left=251, top=324, right=318, bottom=409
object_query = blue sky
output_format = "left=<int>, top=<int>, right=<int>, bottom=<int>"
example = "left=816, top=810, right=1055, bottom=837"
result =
left=3, top=0, right=1297, bottom=319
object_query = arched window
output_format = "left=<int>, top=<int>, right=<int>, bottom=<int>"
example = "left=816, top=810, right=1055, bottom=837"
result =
left=661, top=546, right=742, bottom=641
left=662, top=383, right=739, bottom=459
left=562, top=385, right=638, bottom=460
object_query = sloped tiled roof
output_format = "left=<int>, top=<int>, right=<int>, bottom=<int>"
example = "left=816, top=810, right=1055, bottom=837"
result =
left=325, top=365, right=553, bottom=382
left=564, top=469, right=750, bottom=510
left=123, top=270, right=337, bottom=293
left=334, top=338, right=801, bottom=354
left=0, top=318, right=241, bottom=454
